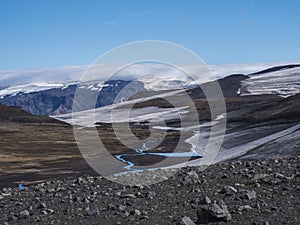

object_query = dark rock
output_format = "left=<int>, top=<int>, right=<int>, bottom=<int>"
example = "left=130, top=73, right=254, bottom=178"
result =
left=118, top=205, right=126, bottom=211
left=41, top=210, right=48, bottom=215
left=8, top=216, right=18, bottom=221
left=199, top=196, right=212, bottom=205
left=47, top=209, right=55, bottom=214
left=246, top=190, right=257, bottom=200
left=182, top=171, right=201, bottom=185
left=220, top=186, right=237, bottom=195
left=85, top=207, right=99, bottom=216
left=38, top=202, right=47, bottom=209
left=131, top=209, right=141, bottom=216
left=197, top=200, right=232, bottom=224
left=19, top=210, right=30, bottom=219
left=121, top=194, right=136, bottom=198
left=182, top=216, right=196, bottom=225
left=238, top=205, right=253, bottom=211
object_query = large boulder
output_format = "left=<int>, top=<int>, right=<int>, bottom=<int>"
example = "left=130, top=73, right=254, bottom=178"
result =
left=197, top=200, right=232, bottom=224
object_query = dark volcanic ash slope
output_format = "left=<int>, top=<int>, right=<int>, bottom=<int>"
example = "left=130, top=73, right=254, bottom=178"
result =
left=0, top=157, right=299, bottom=225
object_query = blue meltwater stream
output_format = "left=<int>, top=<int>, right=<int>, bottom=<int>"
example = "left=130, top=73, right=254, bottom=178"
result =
left=114, top=139, right=201, bottom=176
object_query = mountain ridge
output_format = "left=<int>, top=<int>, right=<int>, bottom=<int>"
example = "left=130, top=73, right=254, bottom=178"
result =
left=0, top=64, right=299, bottom=116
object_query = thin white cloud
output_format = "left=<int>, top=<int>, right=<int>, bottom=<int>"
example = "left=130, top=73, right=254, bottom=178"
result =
left=0, top=62, right=298, bottom=91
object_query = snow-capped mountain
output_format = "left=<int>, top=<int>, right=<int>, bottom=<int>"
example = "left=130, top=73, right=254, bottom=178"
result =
left=0, top=62, right=293, bottom=93
left=0, top=80, right=146, bottom=115
left=0, top=63, right=300, bottom=116
left=0, top=82, right=66, bottom=99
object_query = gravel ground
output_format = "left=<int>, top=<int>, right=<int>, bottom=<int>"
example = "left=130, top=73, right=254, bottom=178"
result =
left=0, top=157, right=299, bottom=225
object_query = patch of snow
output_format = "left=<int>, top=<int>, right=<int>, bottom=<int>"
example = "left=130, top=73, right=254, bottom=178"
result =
left=215, top=113, right=226, bottom=121
left=59, top=106, right=189, bottom=127
left=54, top=89, right=187, bottom=127
left=241, top=67, right=300, bottom=97
left=61, top=81, right=79, bottom=90
left=214, top=124, right=300, bottom=163
left=0, top=82, right=64, bottom=98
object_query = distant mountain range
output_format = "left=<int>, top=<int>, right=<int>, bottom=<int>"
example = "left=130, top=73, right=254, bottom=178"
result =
left=0, top=80, right=145, bottom=115
left=0, top=64, right=299, bottom=116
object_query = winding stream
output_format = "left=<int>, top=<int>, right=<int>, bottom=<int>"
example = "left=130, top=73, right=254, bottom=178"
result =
left=114, top=133, right=202, bottom=175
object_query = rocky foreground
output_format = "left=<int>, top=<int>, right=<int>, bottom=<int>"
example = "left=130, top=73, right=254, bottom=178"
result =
left=0, top=157, right=299, bottom=225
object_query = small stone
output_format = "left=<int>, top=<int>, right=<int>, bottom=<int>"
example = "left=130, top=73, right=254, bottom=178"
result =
left=47, top=209, right=55, bottom=214
left=73, top=196, right=81, bottom=202
left=246, top=190, right=257, bottom=200
left=276, top=173, right=292, bottom=181
left=83, top=197, right=90, bottom=204
left=199, top=196, right=212, bottom=205
left=38, top=203, right=46, bottom=209
left=8, top=216, right=18, bottom=221
left=85, top=207, right=99, bottom=216
left=271, top=206, right=278, bottom=211
left=47, top=188, right=55, bottom=193
left=19, top=210, right=30, bottom=219
left=252, top=174, right=269, bottom=182
left=220, top=186, right=238, bottom=195
left=221, top=174, right=228, bottom=179
left=131, top=209, right=141, bottom=216
left=255, top=183, right=261, bottom=188
left=32, top=215, right=41, bottom=222
left=182, top=216, right=196, bottom=225
left=141, top=215, right=149, bottom=220
left=121, top=194, right=136, bottom=198
left=118, top=205, right=126, bottom=211
left=76, top=177, right=84, bottom=184
left=182, top=171, right=201, bottom=185
left=238, top=205, right=253, bottom=211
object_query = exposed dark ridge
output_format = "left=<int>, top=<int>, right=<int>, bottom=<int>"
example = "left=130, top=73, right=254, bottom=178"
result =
left=249, top=64, right=300, bottom=75
left=0, top=104, right=67, bottom=124
left=189, top=74, right=249, bottom=99
left=217, top=74, right=249, bottom=87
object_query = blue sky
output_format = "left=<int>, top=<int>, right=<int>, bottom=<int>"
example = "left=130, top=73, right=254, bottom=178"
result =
left=0, top=0, right=300, bottom=70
